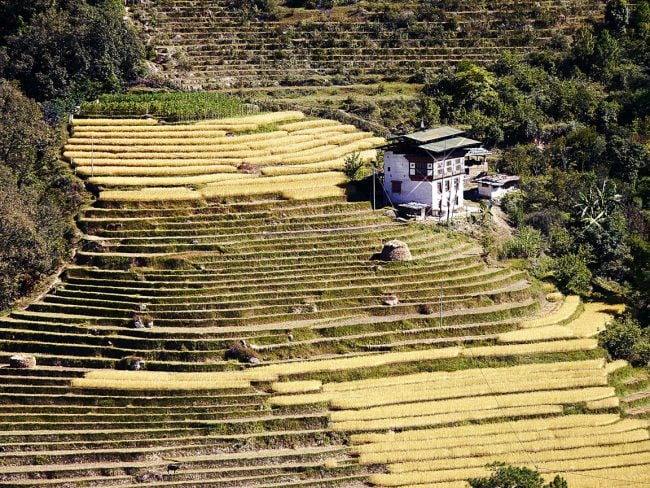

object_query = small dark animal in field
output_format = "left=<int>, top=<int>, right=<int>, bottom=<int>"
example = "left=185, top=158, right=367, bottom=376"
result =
left=167, top=463, right=181, bottom=475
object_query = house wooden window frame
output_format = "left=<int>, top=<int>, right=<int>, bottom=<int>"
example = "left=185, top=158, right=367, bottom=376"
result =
left=409, top=161, right=434, bottom=181
left=392, top=180, right=402, bottom=194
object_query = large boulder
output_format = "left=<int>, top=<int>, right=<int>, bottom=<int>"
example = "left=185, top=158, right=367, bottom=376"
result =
left=380, top=240, right=412, bottom=261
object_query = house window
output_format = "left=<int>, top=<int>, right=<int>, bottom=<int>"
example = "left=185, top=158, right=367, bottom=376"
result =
left=454, top=158, right=463, bottom=173
left=445, top=180, right=450, bottom=191
left=392, top=180, right=402, bottom=194
left=409, top=162, right=433, bottom=179
left=445, top=160, right=453, bottom=174
left=437, top=182, right=442, bottom=193
left=434, top=161, right=443, bottom=177
left=454, top=177, right=460, bottom=188
left=387, top=167, right=391, bottom=172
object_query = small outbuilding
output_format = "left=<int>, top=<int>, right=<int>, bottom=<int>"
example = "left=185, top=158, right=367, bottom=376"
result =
left=383, top=126, right=490, bottom=217
left=475, top=174, right=520, bottom=200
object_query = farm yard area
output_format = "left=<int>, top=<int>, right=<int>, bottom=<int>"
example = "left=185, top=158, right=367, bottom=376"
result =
left=0, top=110, right=647, bottom=487
left=0, top=0, right=649, bottom=487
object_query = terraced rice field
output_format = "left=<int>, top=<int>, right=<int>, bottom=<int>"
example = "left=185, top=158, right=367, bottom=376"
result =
left=64, top=111, right=383, bottom=201
left=1, top=113, right=648, bottom=487
left=129, top=0, right=606, bottom=89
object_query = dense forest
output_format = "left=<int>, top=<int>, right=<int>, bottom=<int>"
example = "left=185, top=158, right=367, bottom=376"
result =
left=0, top=0, right=143, bottom=309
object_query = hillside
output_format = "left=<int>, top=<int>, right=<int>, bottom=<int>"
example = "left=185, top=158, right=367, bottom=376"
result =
left=130, top=0, right=606, bottom=89
left=0, top=112, right=648, bottom=487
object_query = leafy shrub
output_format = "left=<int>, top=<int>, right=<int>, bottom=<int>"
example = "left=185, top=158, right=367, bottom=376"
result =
left=343, top=152, right=370, bottom=181
left=470, top=463, right=568, bottom=488
left=599, top=314, right=650, bottom=366
left=502, top=226, right=546, bottom=259
left=551, top=253, right=593, bottom=296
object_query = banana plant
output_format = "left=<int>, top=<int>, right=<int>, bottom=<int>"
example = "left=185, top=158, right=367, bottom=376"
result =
left=575, top=178, right=622, bottom=230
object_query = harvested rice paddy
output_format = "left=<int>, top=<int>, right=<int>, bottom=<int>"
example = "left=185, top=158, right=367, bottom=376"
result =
left=1, top=113, right=646, bottom=488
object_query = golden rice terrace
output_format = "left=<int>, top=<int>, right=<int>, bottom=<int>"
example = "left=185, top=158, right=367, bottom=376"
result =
left=0, top=112, right=648, bottom=487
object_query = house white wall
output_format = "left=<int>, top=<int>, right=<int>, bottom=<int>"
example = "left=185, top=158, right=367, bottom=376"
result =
left=384, top=152, right=433, bottom=206
left=478, top=183, right=516, bottom=200
left=384, top=151, right=465, bottom=214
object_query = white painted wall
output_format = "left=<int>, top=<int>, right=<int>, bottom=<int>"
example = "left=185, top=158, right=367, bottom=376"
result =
left=478, top=184, right=516, bottom=200
left=384, top=151, right=465, bottom=214
left=383, top=152, right=433, bottom=206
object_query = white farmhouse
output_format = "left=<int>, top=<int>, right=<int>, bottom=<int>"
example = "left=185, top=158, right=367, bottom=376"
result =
left=383, top=127, right=489, bottom=217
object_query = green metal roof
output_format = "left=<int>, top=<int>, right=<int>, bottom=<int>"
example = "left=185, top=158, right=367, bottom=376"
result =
left=403, top=126, right=464, bottom=144
left=419, top=136, right=482, bottom=154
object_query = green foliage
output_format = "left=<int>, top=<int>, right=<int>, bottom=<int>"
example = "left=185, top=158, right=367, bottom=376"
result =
left=343, top=152, right=370, bottom=181
left=605, top=0, right=630, bottom=36
left=81, top=92, right=251, bottom=121
left=469, top=463, right=568, bottom=488
left=0, top=81, right=83, bottom=310
left=0, top=0, right=144, bottom=112
left=502, top=226, right=545, bottom=259
left=599, top=314, right=650, bottom=365
left=551, top=253, right=593, bottom=296
left=234, top=0, right=280, bottom=20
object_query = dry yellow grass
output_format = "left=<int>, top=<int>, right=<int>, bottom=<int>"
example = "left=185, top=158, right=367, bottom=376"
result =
left=568, top=302, right=626, bottom=338
left=496, top=325, right=575, bottom=343
left=195, top=111, right=305, bottom=126
left=72, top=118, right=158, bottom=126
left=291, top=124, right=358, bottom=135
left=73, top=123, right=258, bottom=133
left=100, top=187, right=202, bottom=202
left=271, top=381, right=322, bottom=394
left=328, top=375, right=608, bottom=410
left=389, top=439, right=650, bottom=473
left=272, top=368, right=607, bottom=408
left=74, top=347, right=463, bottom=389
left=70, top=130, right=228, bottom=139
left=77, top=378, right=251, bottom=390
left=278, top=119, right=340, bottom=131
left=354, top=420, right=646, bottom=456
left=72, top=158, right=238, bottom=167
left=359, top=429, right=649, bottom=465
left=330, top=387, right=615, bottom=422
left=261, top=149, right=377, bottom=176
left=537, top=451, right=650, bottom=472
left=561, top=465, right=650, bottom=488
left=586, top=396, right=620, bottom=410
left=521, top=295, right=581, bottom=328
left=76, top=165, right=238, bottom=177
left=73, top=340, right=603, bottom=390
left=461, top=338, right=598, bottom=357
left=325, top=360, right=605, bottom=394
left=606, top=359, right=629, bottom=373
left=331, top=404, right=564, bottom=433
left=281, top=187, right=346, bottom=200
left=201, top=173, right=346, bottom=199
left=89, top=173, right=254, bottom=187
left=350, top=414, right=624, bottom=445
left=372, top=450, right=650, bottom=486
